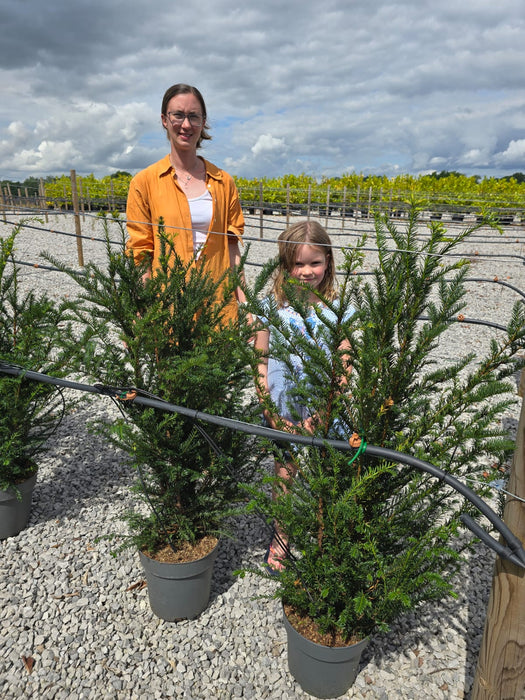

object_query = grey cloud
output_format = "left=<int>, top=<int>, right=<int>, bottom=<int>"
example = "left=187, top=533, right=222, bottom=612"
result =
left=0, top=0, right=524, bottom=181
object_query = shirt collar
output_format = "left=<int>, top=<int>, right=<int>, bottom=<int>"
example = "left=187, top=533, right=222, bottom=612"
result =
left=157, top=154, right=223, bottom=181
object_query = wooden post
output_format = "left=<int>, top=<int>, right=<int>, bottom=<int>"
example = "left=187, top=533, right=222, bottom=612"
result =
left=341, top=186, right=347, bottom=230
left=325, top=185, right=330, bottom=228
left=70, top=170, right=85, bottom=267
left=1, top=188, right=7, bottom=223
left=38, top=179, right=48, bottom=223
left=258, top=181, right=263, bottom=239
left=307, top=184, right=311, bottom=220
left=79, top=177, right=86, bottom=220
left=471, top=371, right=525, bottom=699
left=286, top=184, right=290, bottom=227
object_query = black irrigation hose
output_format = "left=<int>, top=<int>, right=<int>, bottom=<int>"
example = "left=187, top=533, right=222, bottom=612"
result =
left=464, top=277, right=525, bottom=301
left=1, top=361, right=524, bottom=568
left=107, top=389, right=298, bottom=574
left=13, top=259, right=77, bottom=274
left=6, top=215, right=525, bottom=265
left=104, top=390, right=183, bottom=556
left=12, top=247, right=525, bottom=308
left=417, top=315, right=508, bottom=332
left=4, top=217, right=122, bottom=247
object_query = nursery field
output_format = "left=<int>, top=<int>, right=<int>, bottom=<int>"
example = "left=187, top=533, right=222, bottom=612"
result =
left=1, top=209, right=525, bottom=699
left=3, top=170, right=525, bottom=224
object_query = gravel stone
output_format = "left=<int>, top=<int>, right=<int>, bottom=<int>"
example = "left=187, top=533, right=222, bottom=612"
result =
left=2, top=212, right=525, bottom=698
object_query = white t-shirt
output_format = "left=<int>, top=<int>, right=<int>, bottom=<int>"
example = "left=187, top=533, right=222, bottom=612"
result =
left=188, top=190, right=213, bottom=258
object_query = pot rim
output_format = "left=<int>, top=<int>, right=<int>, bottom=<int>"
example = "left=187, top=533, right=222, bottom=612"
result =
left=139, top=536, right=220, bottom=565
left=0, top=470, right=38, bottom=496
left=282, top=604, right=369, bottom=652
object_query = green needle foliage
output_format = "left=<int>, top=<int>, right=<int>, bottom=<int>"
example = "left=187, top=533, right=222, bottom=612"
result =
left=0, top=223, right=70, bottom=492
left=243, top=208, right=525, bottom=643
left=47, top=216, right=258, bottom=554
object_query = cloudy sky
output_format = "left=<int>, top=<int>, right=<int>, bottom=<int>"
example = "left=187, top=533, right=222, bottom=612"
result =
left=1, top=0, right=524, bottom=182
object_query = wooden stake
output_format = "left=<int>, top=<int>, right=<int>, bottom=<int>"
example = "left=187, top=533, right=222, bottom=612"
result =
left=471, top=370, right=525, bottom=699
left=258, top=181, right=263, bottom=239
left=70, top=170, right=84, bottom=267
left=325, top=184, right=330, bottom=228
left=307, top=183, right=311, bottom=220
left=1, top=188, right=6, bottom=223
left=38, top=179, right=48, bottom=223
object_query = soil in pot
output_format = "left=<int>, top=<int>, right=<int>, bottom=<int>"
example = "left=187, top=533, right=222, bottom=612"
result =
left=144, top=535, right=218, bottom=563
left=284, top=604, right=364, bottom=647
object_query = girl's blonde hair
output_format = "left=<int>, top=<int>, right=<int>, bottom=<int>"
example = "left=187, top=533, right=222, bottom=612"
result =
left=272, top=220, right=336, bottom=306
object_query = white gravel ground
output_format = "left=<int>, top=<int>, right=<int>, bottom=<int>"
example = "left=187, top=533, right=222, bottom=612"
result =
left=1, top=209, right=525, bottom=699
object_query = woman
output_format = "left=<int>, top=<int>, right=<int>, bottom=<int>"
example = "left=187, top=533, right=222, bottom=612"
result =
left=126, top=83, right=245, bottom=319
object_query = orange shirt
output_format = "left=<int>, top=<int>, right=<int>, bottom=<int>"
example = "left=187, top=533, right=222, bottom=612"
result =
left=126, top=155, right=244, bottom=320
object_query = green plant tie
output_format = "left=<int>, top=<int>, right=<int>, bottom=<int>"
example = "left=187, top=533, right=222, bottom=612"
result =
left=348, top=438, right=367, bottom=466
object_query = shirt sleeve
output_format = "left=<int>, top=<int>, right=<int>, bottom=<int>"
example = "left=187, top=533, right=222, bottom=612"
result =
left=226, top=176, right=244, bottom=241
left=126, top=173, right=154, bottom=261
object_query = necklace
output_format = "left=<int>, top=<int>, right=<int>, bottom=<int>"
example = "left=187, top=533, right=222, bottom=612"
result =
left=171, top=158, right=203, bottom=187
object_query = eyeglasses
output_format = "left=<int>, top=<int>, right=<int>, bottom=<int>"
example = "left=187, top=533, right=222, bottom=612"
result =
left=166, top=111, right=203, bottom=126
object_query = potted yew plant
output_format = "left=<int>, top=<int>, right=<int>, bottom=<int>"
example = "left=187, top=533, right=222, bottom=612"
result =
left=243, top=210, right=525, bottom=698
left=0, top=224, right=69, bottom=539
left=48, top=218, right=258, bottom=620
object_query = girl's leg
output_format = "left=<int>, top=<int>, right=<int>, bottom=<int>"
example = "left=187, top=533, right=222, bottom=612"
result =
left=266, top=457, right=297, bottom=571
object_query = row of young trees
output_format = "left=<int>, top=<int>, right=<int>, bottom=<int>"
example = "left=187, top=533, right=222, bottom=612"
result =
left=2, top=170, right=525, bottom=213
left=0, top=172, right=131, bottom=200
left=234, top=171, right=525, bottom=211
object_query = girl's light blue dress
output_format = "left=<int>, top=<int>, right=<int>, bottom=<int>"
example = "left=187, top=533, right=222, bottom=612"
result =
left=261, top=300, right=355, bottom=424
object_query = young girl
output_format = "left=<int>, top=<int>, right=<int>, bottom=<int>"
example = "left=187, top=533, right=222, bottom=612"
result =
left=254, top=220, right=353, bottom=573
